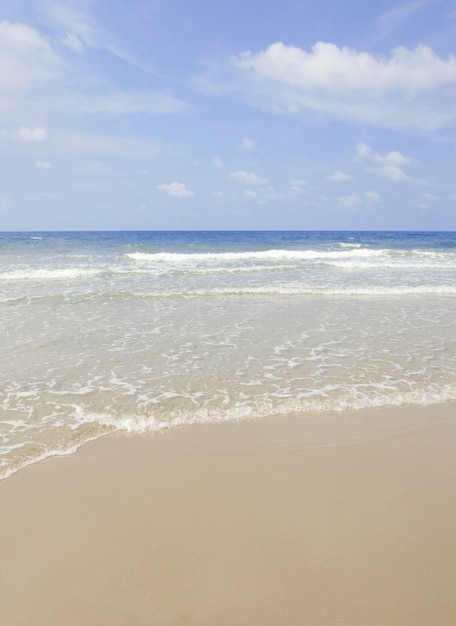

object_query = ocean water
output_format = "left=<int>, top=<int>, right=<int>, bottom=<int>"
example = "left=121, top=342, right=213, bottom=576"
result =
left=1, top=230, right=456, bottom=478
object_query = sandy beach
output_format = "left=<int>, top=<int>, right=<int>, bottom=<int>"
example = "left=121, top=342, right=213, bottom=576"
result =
left=2, top=404, right=456, bottom=625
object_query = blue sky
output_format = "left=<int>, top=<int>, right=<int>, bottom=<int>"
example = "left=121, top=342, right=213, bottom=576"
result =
left=1, top=0, right=456, bottom=230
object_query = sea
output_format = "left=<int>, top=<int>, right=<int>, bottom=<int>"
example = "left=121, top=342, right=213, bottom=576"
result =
left=1, top=230, right=456, bottom=479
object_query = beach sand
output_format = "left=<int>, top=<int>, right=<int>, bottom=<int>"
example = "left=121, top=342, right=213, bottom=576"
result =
left=2, top=405, right=456, bottom=625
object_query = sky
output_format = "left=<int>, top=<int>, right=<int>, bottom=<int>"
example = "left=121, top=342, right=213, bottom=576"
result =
left=1, top=0, right=456, bottom=230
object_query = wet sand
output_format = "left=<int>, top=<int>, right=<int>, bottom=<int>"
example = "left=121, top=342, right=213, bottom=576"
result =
left=2, top=405, right=456, bottom=625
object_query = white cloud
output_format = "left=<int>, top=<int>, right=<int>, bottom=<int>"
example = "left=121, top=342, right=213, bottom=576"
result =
left=230, top=170, right=267, bottom=185
left=242, top=137, right=254, bottom=150
left=356, top=143, right=411, bottom=182
left=244, top=190, right=257, bottom=198
left=18, top=127, right=48, bottom=142
left=35, top=160, right=52, bottom=169
left=0, top=21, right=61, bottom=131
left=356, top=143, right=411, bottom=166
left=328, top=170, right=352, bottom=182
left=229, top=41, right=456, bottom=129
left=365, top=191, right=380, bottom=203
left=157, top=182, right=195, bottom=198
left=212, top=156, right=224, bottom=168
left=0, top=126, right=48, bottom=142
left=234, top=41, right=456, bottom=96
left=338, top=191, right=380, bottom=209
left=40, top=130, right=169, bottom=158
left=380, top=166, right=409, bottom=182
left=288, top=178, right=308, bottom=196
left=338, top=193, right=360, bottom=208
left=355, top=143, right=371, bottom=159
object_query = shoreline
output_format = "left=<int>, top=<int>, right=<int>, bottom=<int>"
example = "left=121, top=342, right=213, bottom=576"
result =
left=2, top=403, right=456, bottom=624
left=4, top=400, right=456, bottom=482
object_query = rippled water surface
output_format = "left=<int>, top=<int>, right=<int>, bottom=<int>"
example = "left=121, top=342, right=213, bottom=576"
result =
left=1, top=230, right=456, bottom=478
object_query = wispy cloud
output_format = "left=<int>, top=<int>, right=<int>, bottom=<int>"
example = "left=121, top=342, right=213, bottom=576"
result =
left=0, top=195, right=11, bottom=211
left=365, top=191, right=380, bottom=203
left=0, top=14, right=187, bottom=162
left=37, top=0, right=99, bottom=50
left=37, top=0, right=162, bottom=76
left=241, top=137, right=254, bottom=150
left=45, top=91, right=188, bottom=116
left=338, top=193, right=360, bottom=209
left=35, top=160, right=52, bottom=169
left=378, top=0, right=439, bottom=35
left=60, top=32, right=84, bottom=53
left=212, top=156, right=224, bottom=168
left=44, top=130, right=169, bottom=158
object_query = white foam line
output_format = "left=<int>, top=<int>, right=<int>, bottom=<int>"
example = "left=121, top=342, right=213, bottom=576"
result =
left=0, top=268, right=101, bottom=281
left=126, top=249, right=387, bottom=263
left=126, top=248, right=456, bottom=264
left=0, top=432, right=108, bottom=481
left=128, top=285, right=456, bottom=297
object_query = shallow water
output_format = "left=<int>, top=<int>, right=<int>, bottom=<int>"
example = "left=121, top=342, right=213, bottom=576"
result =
left=1, top=230, right=456, bottom=478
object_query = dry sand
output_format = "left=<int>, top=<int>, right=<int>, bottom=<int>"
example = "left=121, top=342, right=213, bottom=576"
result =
left=2, top=405, right=456, bottom=625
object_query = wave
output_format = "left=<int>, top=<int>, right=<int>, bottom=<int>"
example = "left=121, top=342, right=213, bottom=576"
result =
left=76, top=385, right=456, bottom=435
left=128, top=284, right=456, bottom=297
left=49, top=284, right=454, bottom=299
left=2, top=284, right=454, bottom=305
left=126, top=248, right=456, bottom=267
left=2, top=248, right=455, bottom=285
left=325, top=260, right=456, bottom=270
left=126, top=249, right=386, bottom=263
left=115, top=263, right=295, bottom=276
left=0, top=268, right=101, bottom=281
left=2, top=284, right=455, bottom=308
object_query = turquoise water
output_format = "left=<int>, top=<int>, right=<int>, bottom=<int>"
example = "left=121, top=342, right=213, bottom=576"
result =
left=1, top=231, right=456, bottom=478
